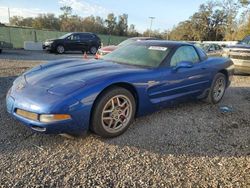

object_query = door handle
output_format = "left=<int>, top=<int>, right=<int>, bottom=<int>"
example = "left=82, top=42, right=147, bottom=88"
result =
left=201, top=67, right=207, bottom=70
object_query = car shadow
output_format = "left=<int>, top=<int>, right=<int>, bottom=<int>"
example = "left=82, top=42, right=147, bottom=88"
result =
left=0, top=75, right=249, bottom=157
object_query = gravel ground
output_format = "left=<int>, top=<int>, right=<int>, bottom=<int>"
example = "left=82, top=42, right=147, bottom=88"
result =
left=0, top=49, right=93, bottom=61
left=0, top=60, right=249, bottom=187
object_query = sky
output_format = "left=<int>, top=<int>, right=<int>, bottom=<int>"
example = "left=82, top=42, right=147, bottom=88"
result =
left=0, top=0, right=205, bottom=32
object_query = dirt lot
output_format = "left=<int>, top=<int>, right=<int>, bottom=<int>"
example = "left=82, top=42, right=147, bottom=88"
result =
left=0, top=59, right=249, bottom=187
left=0, top=49, right=93, bottom=61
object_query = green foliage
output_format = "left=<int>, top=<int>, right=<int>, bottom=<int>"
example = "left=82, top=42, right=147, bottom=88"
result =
left=169, top=0, right=250, bottom=41
left=9, top=6, right=138, bottom=37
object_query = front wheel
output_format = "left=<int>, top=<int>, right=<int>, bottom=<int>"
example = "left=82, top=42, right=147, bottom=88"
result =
left=89, top=46, right=97, bottom=54
left=91, top=87, right=136, bottom=138
left=56, top=45, right=65, bottom=54
left=205, top=73, right=227, bottom=104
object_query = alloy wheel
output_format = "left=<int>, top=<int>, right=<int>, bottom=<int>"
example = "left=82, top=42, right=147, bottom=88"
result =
left=213, top=76, right=226, bottom=102
left=101, top=95, right=132, bottom=134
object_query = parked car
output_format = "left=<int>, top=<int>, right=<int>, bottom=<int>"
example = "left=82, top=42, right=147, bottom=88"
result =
left=223, top=35, right=250, bottom=74
left=97, top=37, right=158, bottom=56
left=7, top=41, right=234, bottom=137
left=0, top=41, right=13, bottom=53
left=195, top=43, right=223, bottom=57
left=43, top=32, right=101, bottom=54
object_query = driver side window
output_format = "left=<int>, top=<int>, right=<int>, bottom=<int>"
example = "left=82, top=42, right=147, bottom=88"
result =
left=170, top=46, right=200, bottom=67
left=67, top=34, right=80, bottom=41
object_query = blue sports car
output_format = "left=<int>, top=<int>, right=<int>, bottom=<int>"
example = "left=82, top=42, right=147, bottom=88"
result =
left=6, top=41, right=234, bottom=137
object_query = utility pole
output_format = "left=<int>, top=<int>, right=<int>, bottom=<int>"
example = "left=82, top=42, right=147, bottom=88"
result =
left=8, top=7, right=12, bottom=45
left=148, top=17, right=155, bottom=37
left=8, top=7, right=11, bottom=24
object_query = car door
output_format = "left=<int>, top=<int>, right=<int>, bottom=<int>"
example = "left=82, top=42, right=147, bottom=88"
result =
left=158, top=45, right=211, bottom=105
left=64, top=34, right=81, bottom=51
left=80, top=33, right=92, bottom=51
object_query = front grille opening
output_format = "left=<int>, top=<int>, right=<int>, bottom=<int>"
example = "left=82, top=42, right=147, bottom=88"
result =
left=31, top=126, right=46, bottom=132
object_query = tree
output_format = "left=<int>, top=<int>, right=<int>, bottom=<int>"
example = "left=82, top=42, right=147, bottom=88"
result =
left=143, top=29, right=163, bottom=38
left=10, top=16, right=34, bottom=27
left=128, top=24, right=139, bottom=37
left=116, top=14, right=128, bottom=36
left=32, top=14, right=60, bottom=30
left=8, top=6, right=137, bottom=36
left=169, top=1, right=230, bottom=41
left=169, top=20, right=195, bottom=41
left=60, top=6, right=72, bottom=19
left=105, top=13, right=117, bottom=34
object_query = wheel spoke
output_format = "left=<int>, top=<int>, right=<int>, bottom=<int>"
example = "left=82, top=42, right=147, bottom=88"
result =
left=103, top=117, right=112, bottom=120
left=111, top=99, right=115, bottom=109
left=108, top=119, right=114, bottom=128
left=122, top=106, right=129, bottom=117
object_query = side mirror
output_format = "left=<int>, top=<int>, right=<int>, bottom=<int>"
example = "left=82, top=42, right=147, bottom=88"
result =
left=173, top=61, right=193, bottom=71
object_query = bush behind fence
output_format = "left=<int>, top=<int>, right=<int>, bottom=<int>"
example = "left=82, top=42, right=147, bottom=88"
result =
left=0, top=26, right=128, bottom=49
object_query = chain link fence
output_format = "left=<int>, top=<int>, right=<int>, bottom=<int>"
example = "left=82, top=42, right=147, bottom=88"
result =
left=0, top=26, right=128, bottom=49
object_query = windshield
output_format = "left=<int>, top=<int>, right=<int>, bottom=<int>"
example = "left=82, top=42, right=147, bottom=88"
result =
left=118, top=39, right=135, bottom=47
left=102, top=43, right=171, bottom=68
left=59, top=33, right=73, bottom=39
left=241, top=36, right=250, bottom=45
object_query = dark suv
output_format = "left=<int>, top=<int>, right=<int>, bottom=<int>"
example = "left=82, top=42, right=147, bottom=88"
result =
left=43, top=32, right=101, bottom=54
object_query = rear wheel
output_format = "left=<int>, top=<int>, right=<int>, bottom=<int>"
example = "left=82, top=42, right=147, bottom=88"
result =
left=56, top=45, right=65, bottom=54
left=205, top=73, right=226, bottom=104
left=91, top=87, right=136, bottom=137
left=90, top=46, right=97, bottom=54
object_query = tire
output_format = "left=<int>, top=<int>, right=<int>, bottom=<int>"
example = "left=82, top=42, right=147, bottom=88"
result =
left=205, top=73, right=227, bottom=104
left=56, top=45, right=65, bottom=54
left=89, top=46, right=97, bottom=54
left=91, top=87, right=136, bottom=138
left=0, top=49, right=2, bottom=53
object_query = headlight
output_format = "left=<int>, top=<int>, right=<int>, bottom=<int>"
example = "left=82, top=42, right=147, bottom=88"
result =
left=40, top=114, right=71, bottom=123
left=45, top=41, right=53, bottom=45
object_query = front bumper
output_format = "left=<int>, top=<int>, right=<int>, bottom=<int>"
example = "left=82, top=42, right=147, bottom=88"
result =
left=42, top=44, right=52, bottom=51
left=6, top=89, right=91, bottom=135
left=97, top=50, right=111, bottom=56
left=42, top=42, right=55, bottom=51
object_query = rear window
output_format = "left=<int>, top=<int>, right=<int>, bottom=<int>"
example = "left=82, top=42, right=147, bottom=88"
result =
left=80, top=33, right=94, bottom=39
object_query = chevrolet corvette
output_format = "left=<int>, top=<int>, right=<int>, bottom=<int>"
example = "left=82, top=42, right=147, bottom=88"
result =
left=6, top=41, right=234, bottom=137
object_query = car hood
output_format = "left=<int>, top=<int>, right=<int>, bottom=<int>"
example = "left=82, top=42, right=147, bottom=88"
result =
left=46, top=38, right=56, bottom=42
left=23, top=59, right=144, bottom=96
left=99, top=45, right=117, bottom=52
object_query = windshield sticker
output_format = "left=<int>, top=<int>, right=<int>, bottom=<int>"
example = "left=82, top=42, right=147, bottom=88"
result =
left=148, top=46, right=168, bottom=51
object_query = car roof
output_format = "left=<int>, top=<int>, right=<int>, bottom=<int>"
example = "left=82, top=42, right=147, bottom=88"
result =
left=130, top=37, right=159, bottom=41
left=69, top=32, right=96, bottom=35
left=134, top=40, right=193, bottom=48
